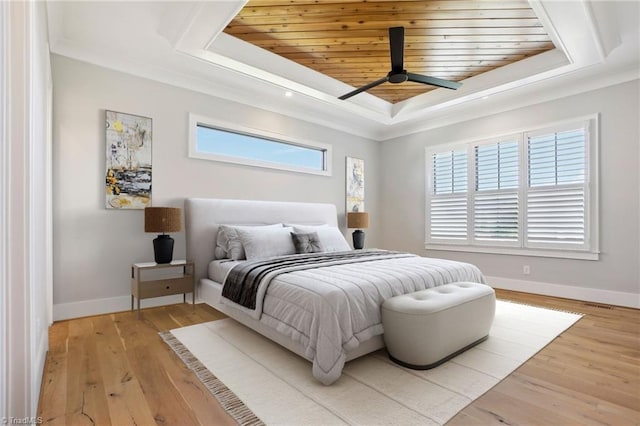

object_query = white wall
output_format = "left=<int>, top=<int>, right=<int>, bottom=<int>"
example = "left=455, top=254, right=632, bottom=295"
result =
left=51, top=52, right=639, bottom=318
left=52, top=55, right=381, bottom=320
left=1, top=0, right=52, bottom=418
left=380, top=80, right=640, bottom=307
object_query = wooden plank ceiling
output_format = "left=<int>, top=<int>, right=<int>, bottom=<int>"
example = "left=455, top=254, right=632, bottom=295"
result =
left=225, top=0, right=556, bottom=104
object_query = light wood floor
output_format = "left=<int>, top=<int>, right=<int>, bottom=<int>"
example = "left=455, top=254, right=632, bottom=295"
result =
left=38, top=290, right=640, bottom=425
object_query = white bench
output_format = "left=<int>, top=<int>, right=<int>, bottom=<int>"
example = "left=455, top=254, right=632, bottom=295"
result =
left=381, top=282, right=496, bottom=369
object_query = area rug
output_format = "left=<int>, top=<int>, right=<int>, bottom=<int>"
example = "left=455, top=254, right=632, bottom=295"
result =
left=161, top=301, right=582, bottom=426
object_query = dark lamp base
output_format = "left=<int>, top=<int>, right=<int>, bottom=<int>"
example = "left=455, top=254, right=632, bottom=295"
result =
left=153, top=234, right=175, bottom=264
left=352, top=229, right=365, bottom=250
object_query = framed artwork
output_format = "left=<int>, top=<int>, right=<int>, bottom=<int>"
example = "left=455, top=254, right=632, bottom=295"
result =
left=105, top=110, right=152, bottom=209
left=346, top=156, right=364, bottom=212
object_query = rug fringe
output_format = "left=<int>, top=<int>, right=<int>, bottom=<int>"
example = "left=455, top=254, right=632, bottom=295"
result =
left=159, top=331, right=265, bottom=426
left=498, top=299, right=585, bottom=317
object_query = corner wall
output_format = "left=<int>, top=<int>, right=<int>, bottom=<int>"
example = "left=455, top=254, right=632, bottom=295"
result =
left=52, top=55, right=380, bottom=320
left=1, top=0, right=52, bottom=417
left=380, top=80, right=640, bottom=307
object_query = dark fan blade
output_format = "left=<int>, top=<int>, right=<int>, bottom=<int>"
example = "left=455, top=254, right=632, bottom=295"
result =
left=407, top=72, right=462, bottom=90
left=338, top=77, right=389, bottom=100
left=389, top=27, right=404, bottom=72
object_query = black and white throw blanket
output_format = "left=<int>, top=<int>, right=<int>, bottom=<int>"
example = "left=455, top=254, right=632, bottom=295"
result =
left=220, top=249, right=486, bottom=385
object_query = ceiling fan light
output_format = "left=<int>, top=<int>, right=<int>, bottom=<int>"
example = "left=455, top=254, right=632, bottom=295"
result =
left=338, top=26, right=462, bottom=101
left=388, top=72, right=408, bottom=84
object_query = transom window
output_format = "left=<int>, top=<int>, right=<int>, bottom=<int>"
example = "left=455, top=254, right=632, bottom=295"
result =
left=189, top=114, right=332, bottom=176
left=425, top=116, right=599, bottom=260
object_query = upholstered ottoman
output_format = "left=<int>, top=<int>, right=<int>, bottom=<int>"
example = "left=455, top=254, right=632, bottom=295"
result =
left=381, top=282, right=495, bottom=369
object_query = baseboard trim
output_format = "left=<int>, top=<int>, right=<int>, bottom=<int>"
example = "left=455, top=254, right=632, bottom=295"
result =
left=53, top=278, right=639, bottom=320
left=486, top=275, right=640, bottom=309
left=53, top=294, right=191, bottom=321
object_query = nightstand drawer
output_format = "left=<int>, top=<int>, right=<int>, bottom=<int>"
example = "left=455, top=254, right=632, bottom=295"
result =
left=136, top=276, right=193, bottom=298
left=131, top=260, right=195, bottom=319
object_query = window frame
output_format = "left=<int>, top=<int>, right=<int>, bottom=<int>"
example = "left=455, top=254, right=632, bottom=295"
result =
left=425, top=114, right=599, bottom=261
left=188, top=113, right=332, bottom=176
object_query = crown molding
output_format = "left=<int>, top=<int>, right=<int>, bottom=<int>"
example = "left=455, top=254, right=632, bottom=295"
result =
left=377, top=66, right=639, bottom=142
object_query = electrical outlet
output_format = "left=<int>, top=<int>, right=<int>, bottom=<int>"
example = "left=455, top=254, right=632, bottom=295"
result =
left=523, top=265, right=530, bottom=275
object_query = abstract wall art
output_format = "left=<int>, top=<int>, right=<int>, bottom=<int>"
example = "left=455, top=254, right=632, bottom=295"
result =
left=105, top=110, right=152, bottom=209
left=346, top=156, right=364, bottom=212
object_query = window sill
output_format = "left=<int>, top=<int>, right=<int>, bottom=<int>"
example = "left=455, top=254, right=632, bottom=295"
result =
left=424, top=243, right=600, bottom=261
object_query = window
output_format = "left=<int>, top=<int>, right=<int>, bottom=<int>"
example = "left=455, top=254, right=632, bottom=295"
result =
left=473, top=139, right=519, bottom=244
left=426, top=116, right=598, bottom=260
left=430, top=149, right=467, bottom=240
left=526, top=126, right=587, bottom=248
left=189, top=114, right=332, bottom=176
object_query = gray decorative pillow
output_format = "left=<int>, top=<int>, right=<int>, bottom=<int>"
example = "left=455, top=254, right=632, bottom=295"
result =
left=291, top=232, right=325, bottom=254
left=215, top=226, right=246, bottom=260
left=293, top=226, right=351, bottom=252
left=214, top=226, right=232, bottom=259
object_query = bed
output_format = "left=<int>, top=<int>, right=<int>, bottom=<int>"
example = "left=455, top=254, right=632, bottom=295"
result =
left=185, top=198, right=486, bottom=385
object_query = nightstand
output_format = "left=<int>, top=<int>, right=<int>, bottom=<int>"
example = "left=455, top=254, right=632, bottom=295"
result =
left=131, top=260, right=195, bottom=319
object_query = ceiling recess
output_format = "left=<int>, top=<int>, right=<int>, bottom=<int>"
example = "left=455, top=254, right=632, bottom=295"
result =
left=224, top=0, right=556, bottom=103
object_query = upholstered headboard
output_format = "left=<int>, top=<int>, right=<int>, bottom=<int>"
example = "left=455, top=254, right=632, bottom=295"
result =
left=185, top=198, right=339, bottom=286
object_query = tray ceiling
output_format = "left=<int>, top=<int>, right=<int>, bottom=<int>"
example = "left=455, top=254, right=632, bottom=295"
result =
left=45, top=0, right=636, bottom=139
left=224, top=0, right=556, bottom=103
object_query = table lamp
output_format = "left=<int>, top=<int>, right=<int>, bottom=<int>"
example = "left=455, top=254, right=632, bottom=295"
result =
left=144, top=207, right=181, bottom=264
left=347, top=211, right=369, bottom=250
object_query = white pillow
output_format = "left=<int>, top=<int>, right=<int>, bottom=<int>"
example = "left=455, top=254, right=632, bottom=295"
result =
left=236, top=227, right=296, bottom=260
left=215, top=224, right=282, bottom=260
left=284, top=223, right=329, bottom=230
left=293, top=225, right=351, bottom=252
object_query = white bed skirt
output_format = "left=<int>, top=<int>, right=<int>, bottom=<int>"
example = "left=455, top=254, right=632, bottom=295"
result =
left=198, top=278, right=386, bottom=363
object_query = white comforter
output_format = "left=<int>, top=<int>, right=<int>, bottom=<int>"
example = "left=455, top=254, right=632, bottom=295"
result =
left=222, top=252, right=485, bottom=385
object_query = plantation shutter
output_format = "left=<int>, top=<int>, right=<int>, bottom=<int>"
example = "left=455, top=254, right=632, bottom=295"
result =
left=473, top=141, right=519, bottom=244
left=526, top=127, right=587, bottom=247
left=425, top=118, right=594, bottom=256
left=429, top=150, right=468, bottom=241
